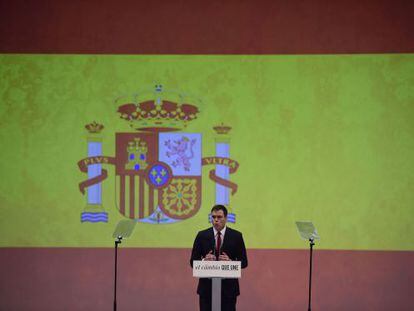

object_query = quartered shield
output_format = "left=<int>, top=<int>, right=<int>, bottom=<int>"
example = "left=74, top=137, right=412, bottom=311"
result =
left=115, top=132, right=202, bottom=222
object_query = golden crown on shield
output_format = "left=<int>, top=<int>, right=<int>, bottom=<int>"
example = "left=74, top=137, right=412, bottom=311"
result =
left=116, top=85, right=201, bottom=132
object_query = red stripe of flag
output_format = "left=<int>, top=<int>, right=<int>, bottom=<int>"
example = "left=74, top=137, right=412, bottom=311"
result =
left=1, top=0, right=413, bottom=54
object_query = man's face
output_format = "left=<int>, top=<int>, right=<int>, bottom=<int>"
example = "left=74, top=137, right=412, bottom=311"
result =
left=211, top=209, right=227, bottom=231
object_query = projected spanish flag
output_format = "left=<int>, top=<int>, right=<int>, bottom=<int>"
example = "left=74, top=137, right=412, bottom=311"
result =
left=0, top=1, right=413, bottom=310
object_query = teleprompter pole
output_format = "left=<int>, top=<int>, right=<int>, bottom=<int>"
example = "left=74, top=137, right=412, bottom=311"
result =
left=114, top=236, right=122, bottom=311
left=308, top=238, right=315, bottom=311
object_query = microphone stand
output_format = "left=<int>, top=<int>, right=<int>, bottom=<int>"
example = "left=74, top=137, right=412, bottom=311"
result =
left=308, top=238, right=315, bottom=311
left=114, top=236, right=123, bottom=311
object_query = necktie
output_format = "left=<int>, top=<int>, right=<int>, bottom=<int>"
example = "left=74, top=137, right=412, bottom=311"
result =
left=216, top=231, right=221, bottom=260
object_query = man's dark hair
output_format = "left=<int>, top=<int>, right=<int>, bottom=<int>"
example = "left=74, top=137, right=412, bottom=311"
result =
left=211, top=204, right=228, bottom=217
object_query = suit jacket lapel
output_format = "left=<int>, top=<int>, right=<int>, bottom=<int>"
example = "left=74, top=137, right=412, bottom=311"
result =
left=221, top=227, right=231, bottom=252
left=209, top=227, right=215, bottom=252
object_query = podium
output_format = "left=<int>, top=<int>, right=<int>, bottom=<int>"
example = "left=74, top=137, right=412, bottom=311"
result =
left=193, top=260, right=241, bottom=311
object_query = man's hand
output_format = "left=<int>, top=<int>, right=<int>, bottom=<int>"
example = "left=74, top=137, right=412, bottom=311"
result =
left=218, top=252, right=231, bottom=261
left=203, top=250, right=216, bottom=261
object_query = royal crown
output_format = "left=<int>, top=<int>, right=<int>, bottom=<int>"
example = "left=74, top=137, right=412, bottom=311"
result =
left=85, top=121, right=104, bottom=133
left=116, top=85, right=201, bottom=132
left=213, top=123, right=232, bottom=135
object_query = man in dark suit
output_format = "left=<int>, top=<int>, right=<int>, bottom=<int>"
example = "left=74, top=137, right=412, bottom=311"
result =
left=190, top=205, right=248, bottom=311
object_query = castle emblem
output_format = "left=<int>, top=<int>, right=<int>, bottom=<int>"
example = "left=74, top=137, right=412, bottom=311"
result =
left=77, top=85, right=239, bottom=224
left=125, top=138, right=148, bottom=171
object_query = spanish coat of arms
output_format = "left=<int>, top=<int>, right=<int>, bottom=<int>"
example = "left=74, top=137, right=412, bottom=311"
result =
left=77, top=85, right=239, bottom=224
